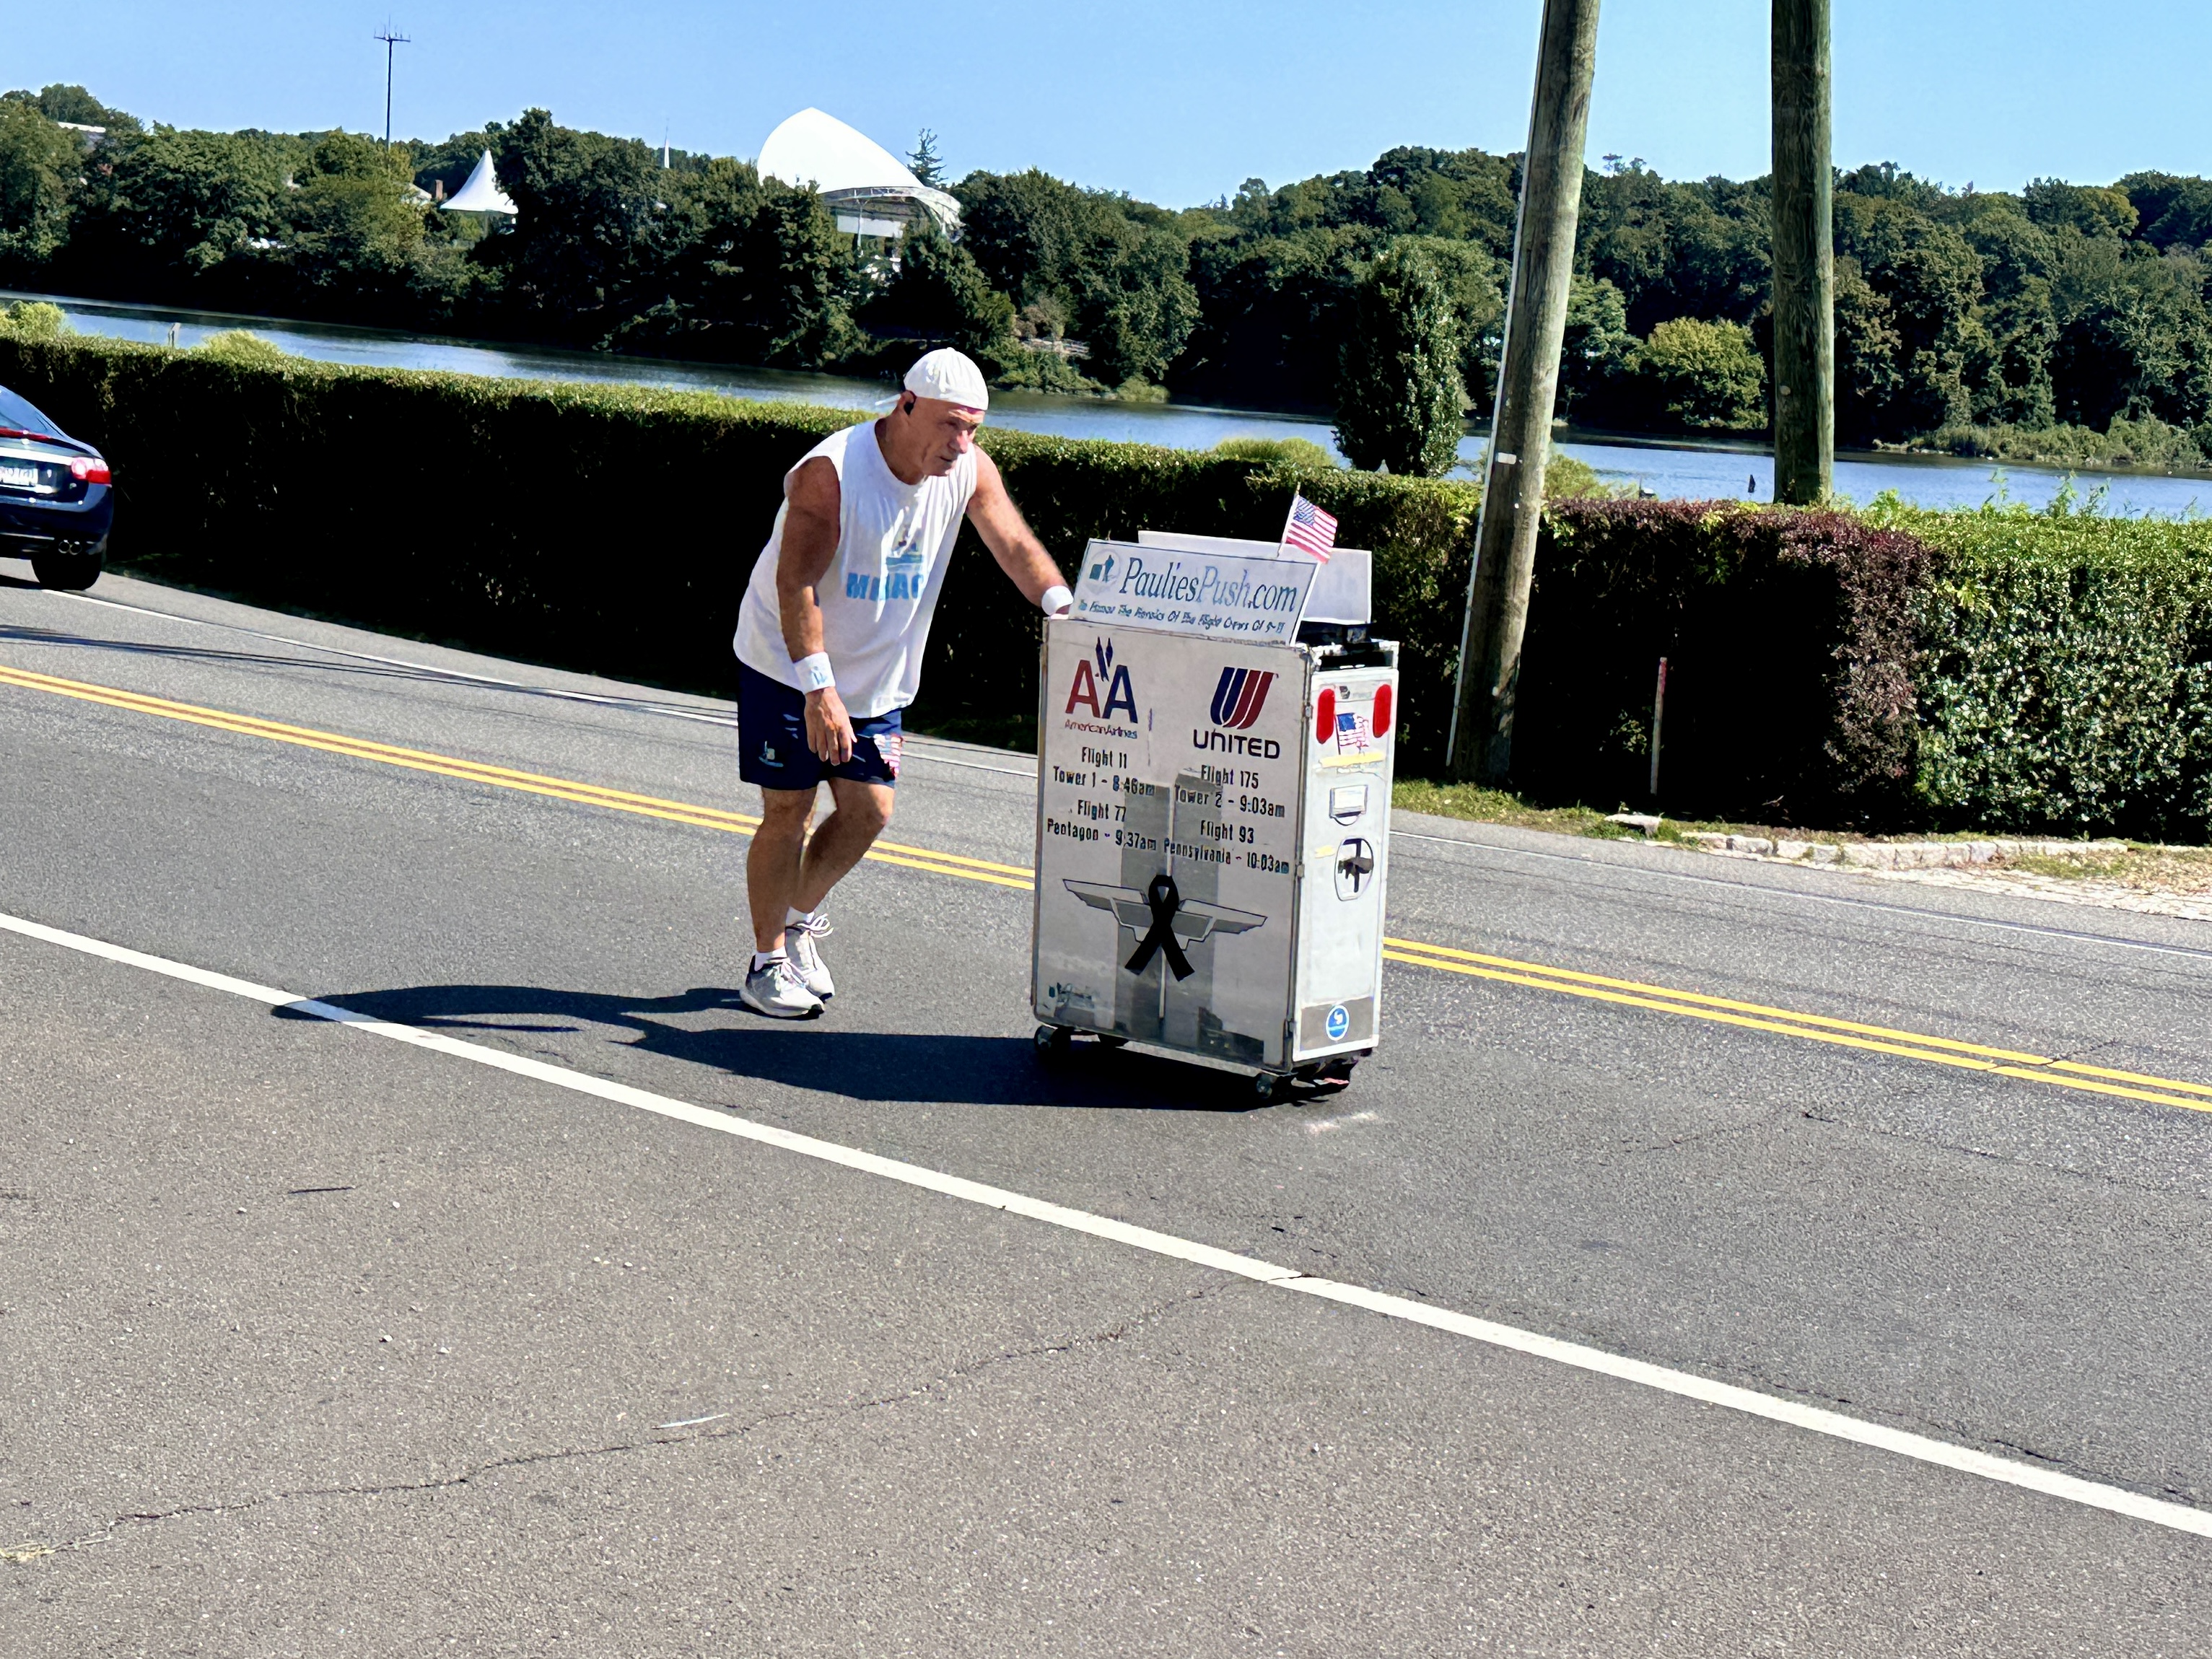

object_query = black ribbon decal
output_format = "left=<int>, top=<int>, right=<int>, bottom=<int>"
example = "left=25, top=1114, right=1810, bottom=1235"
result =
left=1125, top=872, right=1194, bottom=981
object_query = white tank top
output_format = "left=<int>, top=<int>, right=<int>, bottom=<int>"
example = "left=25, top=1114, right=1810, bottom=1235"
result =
left=733, top=422, right=978, bottom=717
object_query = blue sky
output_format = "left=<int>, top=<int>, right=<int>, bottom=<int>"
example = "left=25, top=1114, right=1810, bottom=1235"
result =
left=13, top=1, right=2211, bottom=206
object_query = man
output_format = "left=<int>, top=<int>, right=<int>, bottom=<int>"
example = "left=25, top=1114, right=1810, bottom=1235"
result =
left=732, top=349, right=1070, bottom=1018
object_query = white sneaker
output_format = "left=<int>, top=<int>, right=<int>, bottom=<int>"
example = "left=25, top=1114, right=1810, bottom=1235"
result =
left=785, top=912, right=835, bottom=1001
left=740, top=954, right=823, bottom=1020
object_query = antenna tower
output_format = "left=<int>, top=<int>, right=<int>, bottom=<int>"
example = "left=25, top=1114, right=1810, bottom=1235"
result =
left=375, top=22, right=411, bottom=146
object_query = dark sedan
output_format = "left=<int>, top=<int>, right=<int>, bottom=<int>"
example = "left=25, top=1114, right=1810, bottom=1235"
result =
left=0, top=382, right=111, bottom=590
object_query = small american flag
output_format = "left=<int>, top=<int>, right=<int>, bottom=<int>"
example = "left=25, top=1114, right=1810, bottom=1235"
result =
left=1282, top=493, right=1338, bottom=563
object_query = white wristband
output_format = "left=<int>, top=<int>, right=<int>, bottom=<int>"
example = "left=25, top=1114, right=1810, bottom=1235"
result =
left=1040, top=585, right=1072, bottom=616
left=794, top=652, right=835, bottom=693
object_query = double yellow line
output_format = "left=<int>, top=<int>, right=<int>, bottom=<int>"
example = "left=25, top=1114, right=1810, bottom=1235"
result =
left=1383, top=938, right=2212, bottom=1114
left=6, top=658, right=2211, bottom=1117
left=0, top=662, right=1028, bottom=890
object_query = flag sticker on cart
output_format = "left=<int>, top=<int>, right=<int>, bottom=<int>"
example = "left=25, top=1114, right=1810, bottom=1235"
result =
left=1334, top=706, right=1373, bottom=754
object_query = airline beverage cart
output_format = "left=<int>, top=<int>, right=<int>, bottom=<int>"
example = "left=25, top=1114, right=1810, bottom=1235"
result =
left=1030, top=530, right=1399, bottom=1100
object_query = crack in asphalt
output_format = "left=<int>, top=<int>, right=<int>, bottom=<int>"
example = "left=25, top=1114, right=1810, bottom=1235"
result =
left=4, top=1284, right=1218, bottom=1564
left=1789, top=1085, right=2212, bottom=1201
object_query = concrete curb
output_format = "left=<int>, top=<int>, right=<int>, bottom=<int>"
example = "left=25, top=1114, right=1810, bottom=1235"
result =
left=1601, top=813, right=2130, bottom=871
left=1679, top=832, right=2129, bottom=870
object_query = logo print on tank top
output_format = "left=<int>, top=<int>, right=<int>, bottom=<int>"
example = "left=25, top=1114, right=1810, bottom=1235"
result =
left=842, top=508, right=930, bottom=603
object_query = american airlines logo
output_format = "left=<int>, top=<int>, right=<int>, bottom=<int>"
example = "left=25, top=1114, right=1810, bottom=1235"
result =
left=1209, top=667, right=1275, bottom=731
left=1065, top=636, right=1138, bottom=722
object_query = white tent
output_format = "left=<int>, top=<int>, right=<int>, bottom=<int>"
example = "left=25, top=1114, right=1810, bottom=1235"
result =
left=758, top=108, right=960, bottom=237
left=443, top=149, right=517, bottom=215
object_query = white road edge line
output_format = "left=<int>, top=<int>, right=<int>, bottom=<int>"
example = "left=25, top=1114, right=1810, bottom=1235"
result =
left=6, top=905, right=2207, bottom=1542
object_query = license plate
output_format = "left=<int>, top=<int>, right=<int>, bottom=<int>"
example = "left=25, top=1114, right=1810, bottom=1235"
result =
left=0, top=464, right=35, bottom=489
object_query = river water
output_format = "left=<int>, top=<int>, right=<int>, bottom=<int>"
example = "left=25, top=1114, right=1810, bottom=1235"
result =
left=13, top=288, right=2212, bottom=518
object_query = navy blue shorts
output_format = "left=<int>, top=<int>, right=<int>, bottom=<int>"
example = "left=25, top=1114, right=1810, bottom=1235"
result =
left=736, top=660, right=904, bottom=791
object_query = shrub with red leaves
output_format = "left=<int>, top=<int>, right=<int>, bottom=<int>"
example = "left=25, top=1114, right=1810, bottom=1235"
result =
left=1519, top=499, right=1939, bottom=826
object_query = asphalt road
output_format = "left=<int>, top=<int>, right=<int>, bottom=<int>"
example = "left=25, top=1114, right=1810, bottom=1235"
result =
left=3, top=566, right=2210, bottom=1655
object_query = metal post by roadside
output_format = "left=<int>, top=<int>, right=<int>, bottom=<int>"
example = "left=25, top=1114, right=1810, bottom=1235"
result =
left=1648, top=655, right=1668, bottom=802
left=1446, top=0, right=1604, bottom=784
left=1771, top=0, right=1834, bottom=504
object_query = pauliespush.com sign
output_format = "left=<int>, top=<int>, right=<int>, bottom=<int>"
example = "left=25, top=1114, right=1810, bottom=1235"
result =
left=1069, top=539, right=1316, bottom=642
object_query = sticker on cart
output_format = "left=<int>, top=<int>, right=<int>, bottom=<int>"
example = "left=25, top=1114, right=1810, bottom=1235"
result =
left=1062, top=877, right=1267, bottom=978
left=1329, top=784, right=1368, bottom=825
left=1069, top=538, right=1316, bottom=641
left=1334, top=838, right=1376, bottom=898
left=1324, top=1004, right=1350, bottom=1041
left=1333, top=706, right=1373, bottom=755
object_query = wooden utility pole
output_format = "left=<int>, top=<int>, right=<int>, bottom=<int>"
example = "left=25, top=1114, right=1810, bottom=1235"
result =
left=1770, top=0, right=1832, bottom=503
left=1446, top=0, right=1603, bottom=784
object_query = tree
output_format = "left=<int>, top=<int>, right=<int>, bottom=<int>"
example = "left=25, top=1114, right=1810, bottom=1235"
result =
left=1334, top=242, right=1464, bottom=475
left=907, top=130, right=943, bottom=188
left=954, top=167, right=1197, bottom=384
left=1971, top=279, right=2058, bottom=428
left=1, top=84, right=139, bottom=133
left=2117, top=172, right=2212, bottom=251
left=1065, top=219, right=1197, bottom=386
left=1581, top=162, right=1770, bottom=336
left=2047, top=242, right=2212, bottom=431
left=0, top=100, right=82, bottom=267
left=284, top=132, right=426, bottom=292
left=1386, top=234, right=1505, bottom=409
left=1833, top=257, right=1905, bottom=442
left=61, top=125, right=291, bottom=292
left=486, top=108, right=663, bottom=342
left=1176, top=226, right=1371, bottom=407
left=1558, top=273, right=1636, bottom=418
left=2024, top=178, right=2139, bottom=240
left=647, top=161, right=858, bottom=365
left=1629, top=316, right=1766, bottom=430
left=1834, top=192, right=1983, bottom=434
left=861, top=216, right=1015, bottom=359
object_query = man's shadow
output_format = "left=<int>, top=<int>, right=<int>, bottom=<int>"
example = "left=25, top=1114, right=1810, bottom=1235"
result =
left=276, top=982, right=1277, bottom=1112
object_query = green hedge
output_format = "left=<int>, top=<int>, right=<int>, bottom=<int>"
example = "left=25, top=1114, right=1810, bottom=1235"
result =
left=1887, top=506, right=2212, bottom=839
left=12, top=329, right=2212, bottom=838
left=0, top=332, right=1482, bottom=766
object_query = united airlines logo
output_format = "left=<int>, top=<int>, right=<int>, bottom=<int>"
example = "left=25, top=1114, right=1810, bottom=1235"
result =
left=1210, top=667, right=1275, bottom=731
left=1194, top=664, right=1281, bottom=758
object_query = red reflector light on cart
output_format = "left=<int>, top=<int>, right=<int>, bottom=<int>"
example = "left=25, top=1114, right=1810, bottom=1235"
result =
left=69, top=456, right=110, bottom=485
left=1314, top=686, right=1335, bottom=744
left=1373, top=683, right=1393, bottom=736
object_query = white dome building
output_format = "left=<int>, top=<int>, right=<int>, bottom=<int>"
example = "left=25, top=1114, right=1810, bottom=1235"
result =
left=758, top=108, right=960, bottom=240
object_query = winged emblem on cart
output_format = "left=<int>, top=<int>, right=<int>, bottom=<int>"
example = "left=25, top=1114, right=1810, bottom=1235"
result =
left=1062, top=880, right=1267, bottom=945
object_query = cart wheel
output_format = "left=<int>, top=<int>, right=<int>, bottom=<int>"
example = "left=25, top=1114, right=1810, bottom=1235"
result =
left=1253, top=1071, right=1285, bottom=1103
left=1033, top=1025, right=1072, bottom=1061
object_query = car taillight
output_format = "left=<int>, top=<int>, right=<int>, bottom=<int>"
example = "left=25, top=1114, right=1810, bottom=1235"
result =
left=69, top=457, right=110, bottom=485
